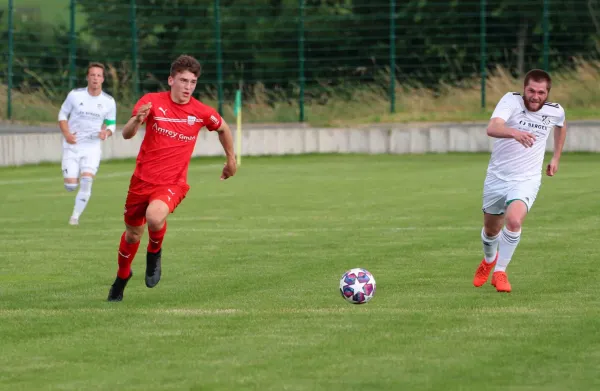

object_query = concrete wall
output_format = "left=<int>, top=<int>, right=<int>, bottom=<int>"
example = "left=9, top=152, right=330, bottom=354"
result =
left=1, top=121, right=599, bottom=166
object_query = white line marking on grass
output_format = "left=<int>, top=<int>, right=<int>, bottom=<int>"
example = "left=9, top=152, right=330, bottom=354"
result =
left=0, top=225, right=481, bottom=233
left=169, top=226, right=482, bottom=233
left=146, top=308, right=241, bottom=316
left=0, top=306, right=586, bottom=317
left=0, top=224, right=590, bottom=234
left=0, top=164, right=222, bottom=186
left=0, top=171, right=132, bottom=185
left=0, top=215, right=231, bottom=225
left=168, top=225, right=589, bottom=233
left=0, top=308, right=242, bottom=317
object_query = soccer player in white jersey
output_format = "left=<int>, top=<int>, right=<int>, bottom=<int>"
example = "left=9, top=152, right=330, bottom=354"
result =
left=58, top=62, right=117, bottom=225
left=473, top=69, right=567, bottom=292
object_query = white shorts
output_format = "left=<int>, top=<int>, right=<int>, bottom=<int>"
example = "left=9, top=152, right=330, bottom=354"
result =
left=61, top=145, right=102, bottom=178
left=482, top=175, right=541, bottom=215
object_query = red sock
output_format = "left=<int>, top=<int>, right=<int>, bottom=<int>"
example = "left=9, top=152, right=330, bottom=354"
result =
left=147, top=221, right=167, bottom=253
left=117, top=232, right=140, bottom=279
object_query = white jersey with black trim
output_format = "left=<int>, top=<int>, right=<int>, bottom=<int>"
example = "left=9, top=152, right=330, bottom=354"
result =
left=486, top=92, right=566, bottom=181
left=58, top=88, right=117, bottom=148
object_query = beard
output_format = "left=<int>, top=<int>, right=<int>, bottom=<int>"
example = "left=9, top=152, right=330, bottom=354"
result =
left=523, top=96, right=545, bottom=112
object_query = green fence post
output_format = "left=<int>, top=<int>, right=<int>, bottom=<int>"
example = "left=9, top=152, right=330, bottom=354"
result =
left=7, top=0, right=14, bottom=120
left=389, top=0, right=396, bottom=114
left=130, top=0, right=140, bottom=100
left=214, top=0, right=224, bottom=115
left=69, top=0, right=76, bottom=91
left=298, top=0, right=305, bottom=122
left=542, top=0, right=549, bottom=71
left=480, top=0, right=487, bottom=110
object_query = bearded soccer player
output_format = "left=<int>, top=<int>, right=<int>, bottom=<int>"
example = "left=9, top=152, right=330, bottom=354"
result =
left=473, top=69, right=567, bottom=293
left=107, top=55, right=236, bottom=302
left=58, top=62, right=117, bottom=225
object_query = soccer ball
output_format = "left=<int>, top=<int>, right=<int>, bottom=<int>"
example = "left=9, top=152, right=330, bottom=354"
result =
left=339, top=268, right=376, bottom=304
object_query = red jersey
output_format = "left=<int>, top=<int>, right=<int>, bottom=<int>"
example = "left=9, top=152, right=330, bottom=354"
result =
left=131, top=92, right=222, bottom=185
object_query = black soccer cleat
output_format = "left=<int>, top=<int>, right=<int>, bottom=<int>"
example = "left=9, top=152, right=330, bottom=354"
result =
left=145, top=249, right=162, bottom=288
left=107, top=271, right=133, bottom=302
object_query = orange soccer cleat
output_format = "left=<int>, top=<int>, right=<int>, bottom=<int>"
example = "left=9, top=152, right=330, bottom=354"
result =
left=491, top=271, right=512, bottom=293
left=473, top=253, right=498, bottom=287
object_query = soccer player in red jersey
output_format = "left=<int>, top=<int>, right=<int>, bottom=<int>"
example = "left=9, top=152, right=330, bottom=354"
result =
left=108, top=55, right=236, bottom=301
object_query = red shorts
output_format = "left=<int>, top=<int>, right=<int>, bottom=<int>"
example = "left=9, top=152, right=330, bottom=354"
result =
left=123, top=175, right=190, bottom=227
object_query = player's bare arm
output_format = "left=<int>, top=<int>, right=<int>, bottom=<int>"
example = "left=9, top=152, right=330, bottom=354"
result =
left=547, top=121, right=567, bottom=177
left=59, top=120, right=77, bottom=144
left=217, top=119, right=237, bottom=180
left=122, top=102, right=152, bottom=139
left=487, top=117, right=536, bottom=148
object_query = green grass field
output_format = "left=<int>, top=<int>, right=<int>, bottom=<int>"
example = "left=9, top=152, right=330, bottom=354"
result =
left=1, top=154, right=599, bottom=390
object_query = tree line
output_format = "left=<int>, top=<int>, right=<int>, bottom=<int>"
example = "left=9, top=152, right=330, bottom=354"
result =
left=2, top=0, right=598, bottom=102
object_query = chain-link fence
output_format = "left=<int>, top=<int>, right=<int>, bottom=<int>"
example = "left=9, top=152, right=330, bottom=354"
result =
left=2, top=0, right=599, bottom=123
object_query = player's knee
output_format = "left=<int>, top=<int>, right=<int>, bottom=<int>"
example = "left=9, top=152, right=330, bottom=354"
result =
left=146, top=202, right=169, bottom=230
left=146, top=214, right=166, bottom=231
left=125, top=228, right=143, bottom=244
left=79, top=176, right=93, bottom=193
left=125, top=231, right=142, bottom=244
left=146, top=209, right=167, bottom=231
left=483, top=227, right=502, bottom=237
left=64, top=183, right=78, bottom=192
left=505, top=215, right=523, bottom=231
left=483, top=215, right=504, bottom=237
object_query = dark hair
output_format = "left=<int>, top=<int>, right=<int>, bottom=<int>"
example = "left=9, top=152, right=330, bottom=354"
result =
left=524, top=69, right=552, bottom=91
left=87, top=62, right=105, bottom=76
left=170, top=55, right=201, bottom=78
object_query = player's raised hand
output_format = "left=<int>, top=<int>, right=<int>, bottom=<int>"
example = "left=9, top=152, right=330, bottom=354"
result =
left=65, top=132, right=77, bottom=144
left=136, top=103, right=152, bottom=123
left=513, top=130, right=536, bottom=148
left=220, top=159, right=237, bottom=181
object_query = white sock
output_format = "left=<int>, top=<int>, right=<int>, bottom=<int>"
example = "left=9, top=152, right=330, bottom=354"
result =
left=495, top=227, right=521, bottom=272
left=481, top=228, right=500, bottom=263
left=72, top=177, right=93, bottom=219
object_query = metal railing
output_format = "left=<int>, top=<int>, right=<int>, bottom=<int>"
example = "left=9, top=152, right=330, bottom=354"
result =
left=2, top=0, right=599, bottom=122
